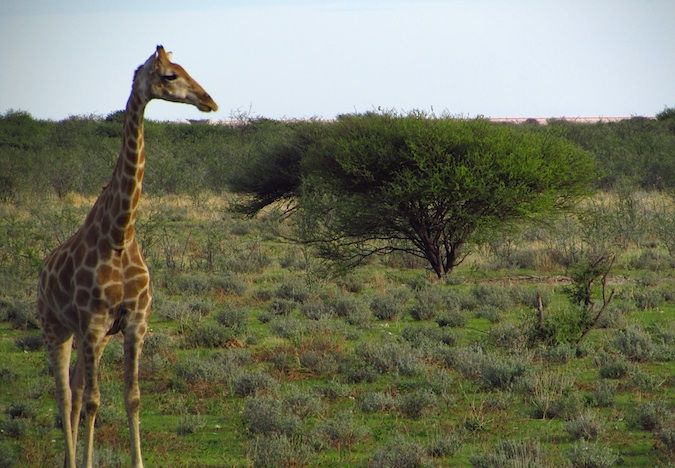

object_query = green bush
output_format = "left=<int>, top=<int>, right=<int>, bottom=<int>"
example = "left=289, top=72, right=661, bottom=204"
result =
left=313, top=412, right=367, bottom=450
left=370, top=290, right=408, bottom=321
left=436, top=310, right=468, bottom=328
left=614, top=326, right=654, bottom=361
left=587, top=380, right=616, bottom=408
left=183, top=322, right=235, bottom=348
left=567, top=441, right=618, bottom=468
left=356, top=341, right=423, bottom=376
left=358, top=392, right=396, bottom=413
left=369, top=436, right=426, bottom=468
left=565, top=411, right=602, bottom=440
left=233, top=371, right=278, bottom=397
left=14, top=333, right=44, bottom=351
left=249, top=434, right=311, bottom=468
left=426, top=433, right=463, bottom=458
left=470, top=439, right=545, bottom=467
left=242, top=396, right=298, bottom=436
left=397, top=389, right=437, bottom=419
left=596, top=353, right=630, bottom=379
left=629, top=401, right=672, bottom=431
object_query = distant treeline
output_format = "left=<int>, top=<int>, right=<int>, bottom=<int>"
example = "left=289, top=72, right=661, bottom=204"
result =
left=1, top=109, right=673, bottom=200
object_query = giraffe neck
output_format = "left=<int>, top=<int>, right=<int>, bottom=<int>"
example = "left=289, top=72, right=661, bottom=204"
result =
left=98, top=88, right=149, bottom=250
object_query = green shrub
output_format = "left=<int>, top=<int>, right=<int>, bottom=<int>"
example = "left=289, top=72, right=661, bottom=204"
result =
left=471, top=284, right=514, bottom=311
left=629, top=249, right=669, bottom=271
left=567, top=441, right=618, bottom=468
left=276, top=277, right=310, bottom=303
left=409, top=286, right=445, bottom=321
left=473, top=306, right=502, bottom=323
left=401, top=325, right=455, bottom=349
left=183, top=322, right=235, bottom=348
left=470, top=439, right=545, bottom=467
left=2, top=301, right=39, bottom=330
left=313, top=412, right=367, bottom=449
left=436, top=310, right=468, bottom=328
left=369, top=436, right=426, bottom=468
left=242, top=396, right=299, bottom=436
left=339, top=357, right=378, bottom=384
left=0, top=366, right=18, bottom=384
left=356, top=341, right=423, bottom=376
left=267, top=298, right=296, bottom=316
left=655, top=426, right=675, bottom=459
left=629, top=401, right=672, bottom=431
left=370, top=290, right=408, bottom=321
left=14, top=333, right=44, bottom=351
left=595, top=352, right=630, bottom=379
left=478, top=352, right=530, bottom=390
left=233, top=371, right=278, bottom=397
left=0, top=418, right=28, bottom=438
left=327, top=294, right=370, bottom=325
left=426, top=433, right=462, bottom=457
left=359, top=392, right=396, bottom=413
left=215, top=304, right=248, bottom=334
left=397, top=389, right=437, bottom=419
left=632, top=288, right=663, bottom=310
left=250, top=434, right=311, bottom=468
left=629, top=369, right=664, bottom=392
left=587, top=380, right=616, bottom=408
left=614, top=326, right=654, bottom=361
left=543, top=343, right=576, bottom=364
left=299, top=295, right=333, bottom=321
left=565, top=411, right=602, bottom=440
left=487, top=322, right=524, bottom=349
left=282, top=388, right=322, bottom=418
left=176, top=413, right=204, bottom=436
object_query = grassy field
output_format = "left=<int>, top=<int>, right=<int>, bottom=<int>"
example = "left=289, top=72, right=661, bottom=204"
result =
left=0, top=192, right=673, bottom=467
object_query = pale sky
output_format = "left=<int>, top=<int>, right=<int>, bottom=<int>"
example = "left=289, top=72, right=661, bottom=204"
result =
left=1, top=0, right=674, bottom=121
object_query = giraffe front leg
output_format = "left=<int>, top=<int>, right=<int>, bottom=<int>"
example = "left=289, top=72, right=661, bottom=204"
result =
left=47, top=336, right=76, bottom=468
left=124, top=318, right=148, bottom=468
left=69, top=346, right=84, bottom=451
left=80, top=335, right=106, bottom=468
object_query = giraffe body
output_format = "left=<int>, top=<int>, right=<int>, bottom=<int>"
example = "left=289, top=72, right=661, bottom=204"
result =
left=38, top=46, right=217, bottom=468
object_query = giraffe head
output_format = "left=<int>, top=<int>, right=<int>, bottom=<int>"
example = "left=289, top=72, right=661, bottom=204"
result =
left=137, top=45, right=218, bottom=112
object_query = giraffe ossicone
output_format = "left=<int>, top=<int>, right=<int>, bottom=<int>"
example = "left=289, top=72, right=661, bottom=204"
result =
left=38, top=45, right=217, bottom=468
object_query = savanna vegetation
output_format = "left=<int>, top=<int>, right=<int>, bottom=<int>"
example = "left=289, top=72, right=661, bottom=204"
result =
left=0, top=108, right=673, bottom=466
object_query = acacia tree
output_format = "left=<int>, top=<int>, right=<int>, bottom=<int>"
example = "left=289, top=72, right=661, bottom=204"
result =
left=231, top=112, right=596, bottom=278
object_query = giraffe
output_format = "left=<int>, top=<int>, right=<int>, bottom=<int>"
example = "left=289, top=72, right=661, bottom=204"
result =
left=37, top=45, right=217, bottom=468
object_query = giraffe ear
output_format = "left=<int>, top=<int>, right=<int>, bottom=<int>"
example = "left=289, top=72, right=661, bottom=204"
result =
left=156, top=45, right=171, bottom=64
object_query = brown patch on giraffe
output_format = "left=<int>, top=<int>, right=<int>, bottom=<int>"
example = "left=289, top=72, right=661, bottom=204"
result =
left=72, top=242, right=87, bottom=266
left=75, top=288, right=90, bottom=308
left=125, top=264, right=147, bottom=279
left=104, top=284, right=123, bottom=304
left=84, top=225, right=99, bottom=248
left=124, top=276, right=148, bottom=298
left=75, top=268, right=94, bottom=289
left=58, top=256, right=75, bottom=286
left=84, top=249, right=98, bottom=268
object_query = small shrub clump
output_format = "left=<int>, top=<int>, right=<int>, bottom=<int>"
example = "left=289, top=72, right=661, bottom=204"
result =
left=614, top=326, right=654, bottom=362
left=242, top=396, right=299, bottom=436
left=426, top=433, right=463, bottom=458
left=233, top=370, right=278, bottom=397
left=249, top=434, right=311, bottom=468
left=370, top=289, right=409, bottom=321
left=567, top=441, right=618, bottom=468
left=369, top=436, right=426, bottom=468
left=565, top=411, right=602, bottom=441
left=358, top=392, right=396, bottom=413
left=397, top=389, right=437, bottom=419
left=470, top=439, right=545, bottom=468
left=629, top=401, right=672, bottom=431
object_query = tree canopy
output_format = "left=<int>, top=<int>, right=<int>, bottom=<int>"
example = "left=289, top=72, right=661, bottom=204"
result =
left=231, top=112, right=596, bottom=277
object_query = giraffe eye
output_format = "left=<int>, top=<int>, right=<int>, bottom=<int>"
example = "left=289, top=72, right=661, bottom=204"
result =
left=162, top=73, right=178, bottom=82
